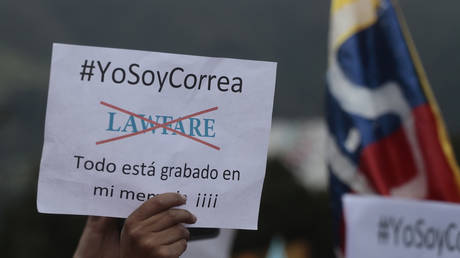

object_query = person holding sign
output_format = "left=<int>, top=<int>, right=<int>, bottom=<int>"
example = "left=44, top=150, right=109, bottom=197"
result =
left=74, top=193, right=197, bottom=258
left=38, top=43, right=276, bottom=231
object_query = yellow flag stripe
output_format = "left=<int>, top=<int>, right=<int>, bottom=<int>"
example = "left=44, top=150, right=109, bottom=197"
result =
left=331, top=0, right=361, bottom=14
left=330, top=0, right=380, bottom=52
left=331, top=0, right=379, bottom=14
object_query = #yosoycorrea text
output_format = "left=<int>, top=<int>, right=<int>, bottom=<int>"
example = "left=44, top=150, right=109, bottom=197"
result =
left=80, top=60, right=244, bottom=93
left=378, top=216, right=460, bottom=256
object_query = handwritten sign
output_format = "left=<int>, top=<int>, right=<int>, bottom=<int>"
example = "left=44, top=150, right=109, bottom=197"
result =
left=37, top=43, right=277, bottom=229
left=344, top=195, right=460, bottom=258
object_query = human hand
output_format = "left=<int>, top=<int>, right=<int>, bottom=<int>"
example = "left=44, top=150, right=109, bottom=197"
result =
left=120, top=193, right=197, bottom=258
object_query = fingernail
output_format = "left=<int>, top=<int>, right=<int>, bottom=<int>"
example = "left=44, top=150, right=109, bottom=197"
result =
left=192, top=214, right=197, bottom=223
left=180, top=195, right=187, bottom=203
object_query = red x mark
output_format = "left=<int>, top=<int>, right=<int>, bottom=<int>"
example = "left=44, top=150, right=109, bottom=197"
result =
left=96, top=101, right=220, bottom=150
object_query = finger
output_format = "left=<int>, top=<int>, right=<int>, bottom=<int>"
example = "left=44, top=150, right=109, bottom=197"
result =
left=142, top=208, right=197, bottom=232
left=152, top=224, right=190, bottom=245
left=129, top=193, right=186, bottom=221
left=153, top=239, right=188, bottom=258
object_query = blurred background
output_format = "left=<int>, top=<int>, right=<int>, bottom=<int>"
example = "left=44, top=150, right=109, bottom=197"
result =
left=1, top=0, right=460, bottom=257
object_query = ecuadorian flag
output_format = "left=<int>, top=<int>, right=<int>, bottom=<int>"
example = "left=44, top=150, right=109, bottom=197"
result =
left=326, top=0, right=460, bottom=255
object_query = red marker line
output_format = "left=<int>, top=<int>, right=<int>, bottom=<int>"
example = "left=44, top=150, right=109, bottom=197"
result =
left=96, top=101, right=220, bottom=150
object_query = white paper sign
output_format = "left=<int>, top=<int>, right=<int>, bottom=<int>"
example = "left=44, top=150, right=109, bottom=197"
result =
left=344, top=194, right=460, bottom=258
left=37, top=43, right=277, bottom=229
